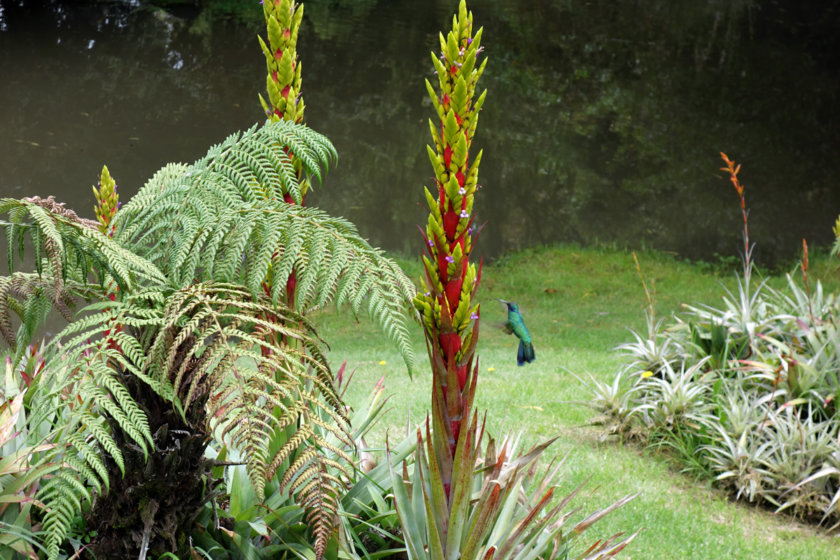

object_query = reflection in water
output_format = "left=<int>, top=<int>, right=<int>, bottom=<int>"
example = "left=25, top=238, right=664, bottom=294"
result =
left=0, top=0, right=838, bottom=264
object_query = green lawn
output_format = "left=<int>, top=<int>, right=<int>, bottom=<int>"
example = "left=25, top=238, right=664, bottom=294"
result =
left=315, top=245, right=840, bottom=559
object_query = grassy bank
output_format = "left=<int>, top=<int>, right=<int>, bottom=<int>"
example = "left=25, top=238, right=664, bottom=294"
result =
left=316, top=244, right=840, bottom=560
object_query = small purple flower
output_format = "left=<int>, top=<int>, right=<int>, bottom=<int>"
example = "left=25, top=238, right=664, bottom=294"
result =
left=428, top=239, right=434, bottom=247
left=467, top=38, right=473, bottom=46
left=459, top=209, right=469, bottom=219
left=424, top=291, right=431, bottom=297
left=458, top=187, right=466, bottom=195
left=445, top=255, right=454, bottom=263
left=117, top=201, right=122, bottom=209
left=470, top=312, right=479, bottom=320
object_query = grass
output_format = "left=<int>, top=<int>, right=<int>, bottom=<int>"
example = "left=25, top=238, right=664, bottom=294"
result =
left=314, top=244, right=840, bottom=559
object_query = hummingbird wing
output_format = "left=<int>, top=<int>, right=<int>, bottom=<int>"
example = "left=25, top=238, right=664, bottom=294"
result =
left=492, top=320, right=513, bottom=334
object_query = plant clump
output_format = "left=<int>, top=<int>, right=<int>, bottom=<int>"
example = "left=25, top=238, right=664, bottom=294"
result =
left=590, top=154, right=840, bottom=529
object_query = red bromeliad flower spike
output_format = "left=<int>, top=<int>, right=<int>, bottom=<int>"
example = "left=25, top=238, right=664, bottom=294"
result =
left=259, top=0, right=309, bottom=206
left=259, top=0, right=309, bottom=304
left=260, top=0, right=305, bottom=127
left=92, top=165, right=119, bottom=237
left=413, top=0, right=487, bottom=496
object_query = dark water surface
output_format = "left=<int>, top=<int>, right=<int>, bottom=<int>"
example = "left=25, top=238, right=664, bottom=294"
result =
left=1, top=1, right=838, bottom=264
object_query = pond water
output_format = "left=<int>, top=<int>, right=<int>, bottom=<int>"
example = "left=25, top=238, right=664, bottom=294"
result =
left=1, top=0, right=838, bottom=264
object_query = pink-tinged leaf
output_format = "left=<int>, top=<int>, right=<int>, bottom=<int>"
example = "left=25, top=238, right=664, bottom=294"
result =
left=0, top=393, right=24, bottom=445
left=461, top=481, right=502, bottom=558
left=456, top=170, right=466, bottom=187
left=572, top=493, right=638, bottom=534
left=438, top=331, right=462, bottom=361
left=445, top=411, right=480, bottom=553
left=505, top=436, right=560, bottom=473
left=779, top=398, right=808, bottom=411
left=445, top=278, right=463, bottom=314
left=422, top=419, right=450, bottom=556
left=444, top=209, right=459, bottom=240
left=335, top=360, right=347, bottom=390
left=494, top=487, right=555, bottom=559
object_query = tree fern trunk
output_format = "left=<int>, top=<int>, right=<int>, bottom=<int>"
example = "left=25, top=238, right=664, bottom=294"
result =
left=84, top=373, right=217, bottom=559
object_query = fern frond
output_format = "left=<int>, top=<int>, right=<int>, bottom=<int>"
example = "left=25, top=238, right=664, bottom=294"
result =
left=40, top=471, right=87, bottom=560
left=2, top=197, right=166, bottom=291
left=0, top=272, right=77, bottom=348
left=111, top=121, right=418, bottom=371
left=123, top=282, right=354, bottom=546
left=15, top=343, right=147, bottom=560
left=124, top=198, right=419, bottom=371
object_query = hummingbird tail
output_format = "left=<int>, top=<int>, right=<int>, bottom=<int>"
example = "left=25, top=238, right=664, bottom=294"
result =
left=517, top=340, right=536, bottom=366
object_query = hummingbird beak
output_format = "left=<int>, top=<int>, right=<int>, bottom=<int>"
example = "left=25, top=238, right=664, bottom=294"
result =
left=494, top=298, right=510, bottom=305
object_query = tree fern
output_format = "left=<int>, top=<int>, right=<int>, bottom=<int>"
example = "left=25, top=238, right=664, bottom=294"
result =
left=0, top=118, right=419, bottom=557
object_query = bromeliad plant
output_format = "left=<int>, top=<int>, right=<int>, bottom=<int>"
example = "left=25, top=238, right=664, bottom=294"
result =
left=593, top=155, right=840, bottom=528
left=0, top=347, right=52, bottom=560
left=413, top=0, right=487, bottom=481
left=399, top=3, right=637, bottom=559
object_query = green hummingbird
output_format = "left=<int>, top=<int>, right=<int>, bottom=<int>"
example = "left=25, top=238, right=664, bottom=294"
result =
left=495, top=298, right=536, bottom=366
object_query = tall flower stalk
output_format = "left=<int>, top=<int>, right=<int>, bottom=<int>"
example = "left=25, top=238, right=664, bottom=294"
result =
left=92, top=165, right=119, bottom=237
left=260, top=0, right=309, bottom=306
left=720, top=152, right=751, bottom=282
left=414, top=0, right=486, bottom=479
left=259, top=0, right=305, bottom=126
left=259, top=0, right=308, bottom=204
left=392, top=6, right=637, bottom=559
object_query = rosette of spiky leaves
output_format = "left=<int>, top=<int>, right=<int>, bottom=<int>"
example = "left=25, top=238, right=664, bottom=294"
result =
left=413, top=0, right=486, bottom=467
left=93, top=165, right=119, bottom=237
left=259, top=0, right=311, bottom=204
left=388, top=409, right=639, bottom=560
left=1, top=350, right=53, bottom=559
